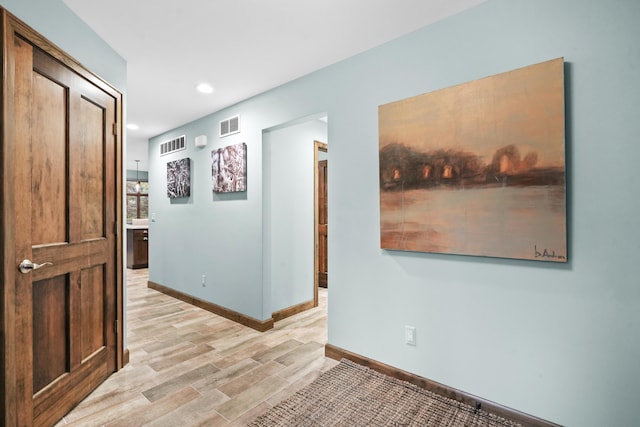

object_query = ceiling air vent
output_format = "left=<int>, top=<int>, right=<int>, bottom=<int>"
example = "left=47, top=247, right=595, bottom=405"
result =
left=219, top=115, right=240, bottom=138
left=160, top=135, right=186, bottom=156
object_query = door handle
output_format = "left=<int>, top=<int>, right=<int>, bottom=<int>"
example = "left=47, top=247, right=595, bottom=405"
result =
left=18, top=259, right=53, bottom=274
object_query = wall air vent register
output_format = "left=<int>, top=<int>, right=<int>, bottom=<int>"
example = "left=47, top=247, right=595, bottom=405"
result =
left=219, top=115, right=240, bottom=137
left=160, top=135, right=186, bottom=156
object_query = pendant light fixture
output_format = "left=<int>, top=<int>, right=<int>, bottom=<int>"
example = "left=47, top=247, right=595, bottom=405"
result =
left=134, top=160, right=141, bottom=193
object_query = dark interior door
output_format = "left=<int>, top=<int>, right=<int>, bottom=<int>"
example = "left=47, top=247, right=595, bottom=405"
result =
left=11, top=33, right=119, bottom=426
left=318, top=159, right=328, bottom=288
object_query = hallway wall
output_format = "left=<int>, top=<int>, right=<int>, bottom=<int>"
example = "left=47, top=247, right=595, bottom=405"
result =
left=148, top=1, right=640, bottom=425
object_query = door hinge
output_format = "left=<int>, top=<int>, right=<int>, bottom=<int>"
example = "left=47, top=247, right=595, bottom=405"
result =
left=115, top=319, right=119, bottom=334
left=113, top=122, right=119, bottom=136
left=115, top=221, right=119, bottom=236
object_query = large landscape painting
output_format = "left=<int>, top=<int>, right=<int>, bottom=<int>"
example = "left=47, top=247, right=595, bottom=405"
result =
left=379, top=58, right=567, bottom=262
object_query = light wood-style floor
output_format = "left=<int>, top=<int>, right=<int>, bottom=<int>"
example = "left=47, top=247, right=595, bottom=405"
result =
left=56, top=268, right=336, bottom=426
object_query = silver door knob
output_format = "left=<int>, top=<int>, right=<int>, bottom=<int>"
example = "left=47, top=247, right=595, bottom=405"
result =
left=18, top=259, right=53, bottom=274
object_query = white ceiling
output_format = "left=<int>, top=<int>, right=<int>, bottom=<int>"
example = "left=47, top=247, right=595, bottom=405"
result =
left=63, top=0, right=486, bottom=168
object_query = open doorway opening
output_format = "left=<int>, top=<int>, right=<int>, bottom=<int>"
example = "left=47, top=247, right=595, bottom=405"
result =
left=262, top=115, right=327, bottom=320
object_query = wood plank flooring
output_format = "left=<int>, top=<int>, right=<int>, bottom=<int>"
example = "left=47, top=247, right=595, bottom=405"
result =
left=55, top=268, right=336, bottom=426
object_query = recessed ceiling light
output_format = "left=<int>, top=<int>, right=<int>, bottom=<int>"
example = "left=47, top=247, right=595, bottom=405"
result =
left=196, top=83, right=214, bottom=94
left=126, top=123, right=139, bottom=130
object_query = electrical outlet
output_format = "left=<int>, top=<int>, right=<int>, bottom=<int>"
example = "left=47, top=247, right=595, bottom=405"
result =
left=405, top=325, right=416, bottom=346
left=202, top=275, right=206, bottom=287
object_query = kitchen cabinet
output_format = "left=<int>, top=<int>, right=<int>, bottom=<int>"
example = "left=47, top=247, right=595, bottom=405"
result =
left=127, top=228, right=148, bottom=268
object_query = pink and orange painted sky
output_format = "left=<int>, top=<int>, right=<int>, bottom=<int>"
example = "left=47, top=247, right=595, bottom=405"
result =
left=379, top=58, right=565, bottom=168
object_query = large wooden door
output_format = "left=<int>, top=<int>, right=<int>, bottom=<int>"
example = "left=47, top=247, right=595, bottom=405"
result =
left=2, top=13, right=123, bottom=427
left=317, top=159, right=328, bottom=288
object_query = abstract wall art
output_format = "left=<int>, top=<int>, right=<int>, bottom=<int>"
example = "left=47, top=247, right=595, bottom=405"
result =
left=379, top=58, right=567, bottom=262
left=167, top=157, right=191, bottom=198
left=212, top=142, right=247, bottom=193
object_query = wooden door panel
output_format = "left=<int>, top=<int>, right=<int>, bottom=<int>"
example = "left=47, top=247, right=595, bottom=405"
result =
left=80, top=265, right=106, bottom=360
left=80, top=97, right=107, bottom=241
left=31, top=240, right=109, bottom=280
left=32, top=275, right=69, bottom=394
left=31, top=71, right=68, bottom=246
left=32, top=350, right=108, bottom=426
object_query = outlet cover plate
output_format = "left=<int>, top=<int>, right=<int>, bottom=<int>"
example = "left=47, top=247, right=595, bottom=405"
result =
left=405, top=325, right=416, bottom=346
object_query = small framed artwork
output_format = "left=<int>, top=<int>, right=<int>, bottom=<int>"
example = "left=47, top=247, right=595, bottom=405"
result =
left=212, top=143, right=247, bottom=193
left=167, top=157, right=191, bottom=198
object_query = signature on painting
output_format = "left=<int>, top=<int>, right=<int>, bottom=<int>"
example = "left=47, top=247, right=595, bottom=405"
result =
left=534, top=245, right=565, bottom=261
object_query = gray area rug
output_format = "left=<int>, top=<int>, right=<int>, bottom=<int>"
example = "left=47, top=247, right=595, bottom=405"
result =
left=249, top=359, right=523, bottom=426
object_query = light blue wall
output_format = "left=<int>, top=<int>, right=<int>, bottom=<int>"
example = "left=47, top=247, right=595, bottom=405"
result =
left=149, top=113, right=264, bottom=320
left=263, top=118, right=327, bottom=317
left=149, top=1, right=640, bottom=425
left=148, top=113, right=327, bottom=320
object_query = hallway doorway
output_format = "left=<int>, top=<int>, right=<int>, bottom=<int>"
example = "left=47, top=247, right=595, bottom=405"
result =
left=262, top=116, right=327, bottom=318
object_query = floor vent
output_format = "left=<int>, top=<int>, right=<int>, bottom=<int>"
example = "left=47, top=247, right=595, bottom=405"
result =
left=160, top=135, right=186, bottom=156
left=219, top=115, right=240, bottom=137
